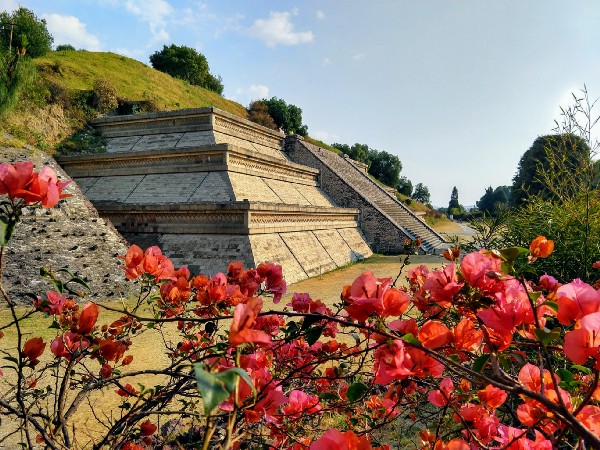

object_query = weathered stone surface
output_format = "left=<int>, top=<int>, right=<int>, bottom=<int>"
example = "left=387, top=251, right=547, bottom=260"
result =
left=0, top=146, right=129, bottom=302
left=280, top=231, right=337, bottom=278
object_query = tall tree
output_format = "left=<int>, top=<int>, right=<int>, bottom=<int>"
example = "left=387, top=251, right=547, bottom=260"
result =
left=0, top=7, right=53, bottom=57
left=368, top=150, right=402, bottom=187
left=412, top=183, right=430, bottom=204
left=149, top=44, right=224, bottom=95
left=448, top=186, right=459, bottom=210
left=397, top=177, right=413, bottom=197
left=512, top=134, right=590, bottom=205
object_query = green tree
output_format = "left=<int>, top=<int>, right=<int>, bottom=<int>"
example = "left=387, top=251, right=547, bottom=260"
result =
left=368, top=150, right=401, bottom=187
left=149, top=44, right=224, bottom=95
left=477, top=185, right=511, bottom=216
left=0, top=53, right=35, bottom=115
left=260, top=97, right=308, bottom=136
left=331, top=143, right=371, bottom=165
left=0, top=7, right=53, bottom=58
left=55, top=44, right=75, bottom=51
left=512, top=134, right=590, bottom=205
left=412, top=183, right=430, bottom=204
left=397, top=176, right=413, bottom=196
left=448, top=186, right=459, bottom=210
left=247, top=100, right=278, bottom=130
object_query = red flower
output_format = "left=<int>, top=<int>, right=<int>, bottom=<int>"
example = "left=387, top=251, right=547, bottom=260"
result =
left=116, top=383, right=139, bottom=397
left=0, top=161, right=33, bottom=199
left=22, top=337, right=45, bottom=366
left=18, top=166, right=71, bottom=208
left=281, top=389, right=322, bottom=419
left=77, top=302, right=99, bottom=335
left=310, top=429, right=372, bottom=450
left=229, top=297, right=271, bottom=347
left=140, top=419, right=157, bottom=436
left=478, top=384, right=507, bottom=410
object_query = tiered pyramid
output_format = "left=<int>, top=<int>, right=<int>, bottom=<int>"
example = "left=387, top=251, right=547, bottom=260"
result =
left=57, top=108, right=372, bottom=284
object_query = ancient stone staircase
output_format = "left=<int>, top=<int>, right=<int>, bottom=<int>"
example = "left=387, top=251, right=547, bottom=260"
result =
left=284, top=136, right=448, bottom=254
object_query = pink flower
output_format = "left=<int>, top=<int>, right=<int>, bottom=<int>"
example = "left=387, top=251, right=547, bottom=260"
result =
left=310, top=429, right=372, bottom=450
left=0, top=161, right=33, bottom=199
left=229, top=298, right=271, bottom=347
left=281, top=389, right=322, bottom=419
left=557, top=279, right=600, bottom=325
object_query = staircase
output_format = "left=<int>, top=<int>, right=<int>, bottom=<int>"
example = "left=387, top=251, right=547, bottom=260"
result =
left=285, top=136, right=448, bottom=254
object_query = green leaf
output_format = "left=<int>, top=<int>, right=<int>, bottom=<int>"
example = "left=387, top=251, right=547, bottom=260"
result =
left=557, top=369, right=574, bottom=383
left=572, top=365, right=592, bottom=375
left=401, top=333, right=420, bottom=346
left=66, top=276, right=91, bottom=292
left=3, top=356, right=19, bottom=365
left=194, top=366, right=231, bottom=416
left=0, top=216, right=9, bottom=246
left=544, top=301, right=559, bottom=312
left=194, top=366, right=255, bottom=416
left=48, top=320, right=60, bottom=329
left=473, top=354, right=490, bottom=373
left=318, top=392, right=339, bottom=401
left=528, top=292, right=542, bottom=303
left=498, top=247, right=528, bottom=263
left=306, top=326, right=322, bottom=346
left=534, top=328, right=561, bottom=345
left=448, top=354, right=461, bottom=364
left=347, top=382, right=368, bottom=402
left=301, top=314, right=321, bottom=331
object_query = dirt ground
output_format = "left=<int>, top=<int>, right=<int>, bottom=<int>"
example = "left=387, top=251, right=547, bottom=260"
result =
left=280, top=254, right=446, bottom=309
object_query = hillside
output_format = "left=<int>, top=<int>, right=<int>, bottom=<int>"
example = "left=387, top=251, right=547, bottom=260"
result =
left=1, top=50, right=248, bottom=151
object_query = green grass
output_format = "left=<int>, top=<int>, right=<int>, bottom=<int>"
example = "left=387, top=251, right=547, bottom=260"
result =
left=34, top=50, right=248, bottom=117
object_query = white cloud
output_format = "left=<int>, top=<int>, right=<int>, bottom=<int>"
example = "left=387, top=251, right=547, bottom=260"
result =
left=247, top=11, right=313, bottom=47
left=352, top=53, right=365, bottom=61
left=323, top=57, right=331, bottom=66
left=316, top=10, right=325, bottom=20
left=311, top=130, right=339, bottom=144
left=42, top=14, right=101, bottom=51
left=124, top=0, right=173, bottom=44
left=233, top=84, right=270, bottom=103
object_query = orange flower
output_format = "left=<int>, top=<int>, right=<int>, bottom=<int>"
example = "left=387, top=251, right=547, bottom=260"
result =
left=529, top=236, right=554, bottom=260
left=22, top=337, right=46, bottom=367
left=229, top=298, right=271, bottom=347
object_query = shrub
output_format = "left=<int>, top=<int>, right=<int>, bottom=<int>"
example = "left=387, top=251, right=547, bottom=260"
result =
left=92, top=78, right=118, bottom=114
left=2, top=162, right=600, bottom=449
left=0, top=7, right=53, bottom=58
left=55, top=44, right=76, bottom=52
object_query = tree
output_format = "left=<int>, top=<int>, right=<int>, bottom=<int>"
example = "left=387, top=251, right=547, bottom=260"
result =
left=260, top=97, right=308, bottom=136
left=149, top=44, right=224, bottom=95
left=247, top=100, right=278, bottom=130
left=397, top=176, right=413, bottom=196
left=0, top=7, right=53, bottom=58
left=448, top=186, right=459, bottom=210
left=367, top=150, right=401, bottom=187
left=411, top=182, right=430, bottom=204
left=512, top=134, right=590, bottom=205
left=55, top=44, right=75, bottom=51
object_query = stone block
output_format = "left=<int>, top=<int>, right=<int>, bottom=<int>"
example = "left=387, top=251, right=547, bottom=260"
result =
left=312, top=229, right=354, bottom=267
left=280, top=231, right=336, bottom=278
left=187, top=172, right=234, bottom=203
left=106, top=136, right=142, bottom=153
left=249, top=234, right=307, bottom=284
left=229, top=173, right=281, bottom=203
left=175, top=131, right=216, bottom=148
left=131, top=133, right=184, bottom=151
left=124, top=173, right=209, bottom=204
left=84, top=175, right=145, bottom=203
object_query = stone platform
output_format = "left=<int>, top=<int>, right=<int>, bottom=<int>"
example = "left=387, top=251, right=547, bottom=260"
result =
left=57, top=108, right=372, bottom=283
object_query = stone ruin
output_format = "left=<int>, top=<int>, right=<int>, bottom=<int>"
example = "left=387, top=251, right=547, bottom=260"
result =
left=57, top=108, right=374, bottom=284
left=1, top=107, right=448, bottom=299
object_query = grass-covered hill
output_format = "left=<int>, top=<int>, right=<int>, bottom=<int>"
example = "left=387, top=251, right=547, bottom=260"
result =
left=1, top=50, right=247, bottom=151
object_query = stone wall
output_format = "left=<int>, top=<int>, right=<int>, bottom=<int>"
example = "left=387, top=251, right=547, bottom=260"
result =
left=284, top=136, right=413, bottom=253
left=0, top=146, right=129, bottom=302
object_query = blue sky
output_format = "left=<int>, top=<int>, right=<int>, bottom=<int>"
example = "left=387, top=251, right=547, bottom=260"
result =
left=4, top=0, right=600, bottom=206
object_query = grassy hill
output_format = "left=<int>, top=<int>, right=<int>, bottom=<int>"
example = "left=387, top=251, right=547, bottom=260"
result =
left=34, top=51, right=247, bottom=115
left=1, top=50, right=247, bottom=151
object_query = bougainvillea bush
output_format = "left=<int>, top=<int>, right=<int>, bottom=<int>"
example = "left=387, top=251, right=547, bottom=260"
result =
left=1, top=161, right=600, bottom=449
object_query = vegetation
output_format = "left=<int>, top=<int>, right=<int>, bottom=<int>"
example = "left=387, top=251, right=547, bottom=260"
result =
left=256, top=97, right=308, bottom=136
left=2, top=167, right=600, bottom=448
left=0, top=7, right=53, bottom=58
left=396, top=176, right=412, bottom=197
left=411, top=182, right=430, bottom=204
left=247, top=100, right=278, bottom=130
left=512, top=133, right=590, bottom=206
left=55, top=44, right=76, bottom=52
left=476, top=185, right=511, bottom=216
left=149, top=44, right=224, bottom=95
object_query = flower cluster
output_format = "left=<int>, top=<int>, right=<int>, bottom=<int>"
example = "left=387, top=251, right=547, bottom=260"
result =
left=0, top=161, right=70, bottom=208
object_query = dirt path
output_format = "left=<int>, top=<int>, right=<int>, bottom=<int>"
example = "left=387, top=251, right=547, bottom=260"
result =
left=279, top=254, right=446, bottom=308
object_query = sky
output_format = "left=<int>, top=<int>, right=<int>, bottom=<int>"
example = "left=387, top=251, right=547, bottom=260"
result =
left=3, top=0, right=600, bottom=206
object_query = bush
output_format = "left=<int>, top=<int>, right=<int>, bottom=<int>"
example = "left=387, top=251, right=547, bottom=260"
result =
left=2, top=163, right=600, bottom=449
left=55, top=44, right=76, bottom=51
left=92, top=78, right=118, bottom=114
left=149, top=44, right=224, bottom=95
